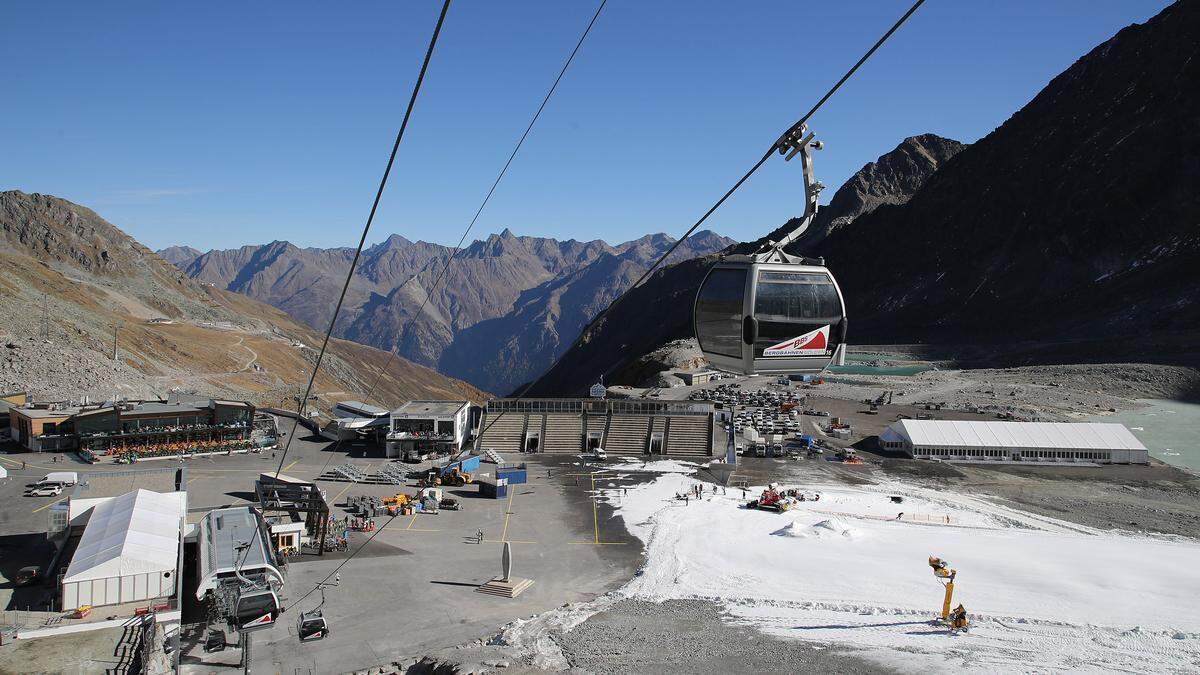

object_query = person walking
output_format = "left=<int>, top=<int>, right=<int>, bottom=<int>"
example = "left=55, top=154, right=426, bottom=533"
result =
left=334, top=572, right=341, bottom=586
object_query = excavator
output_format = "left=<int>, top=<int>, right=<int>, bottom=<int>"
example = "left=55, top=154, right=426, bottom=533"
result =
left=441, top=467, right=473, bottom=487
left=928, top=556, right=969, bottom=633
left=420, top=466, right=474, bottom=487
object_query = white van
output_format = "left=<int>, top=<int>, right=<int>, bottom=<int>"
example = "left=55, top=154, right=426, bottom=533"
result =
left=39, top=471, right=79, bottom=487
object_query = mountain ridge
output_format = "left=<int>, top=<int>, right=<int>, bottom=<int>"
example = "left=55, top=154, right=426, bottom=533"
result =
left=0, top=190, right=486, bottom=407
left=166, top=228, right=733, bottom=391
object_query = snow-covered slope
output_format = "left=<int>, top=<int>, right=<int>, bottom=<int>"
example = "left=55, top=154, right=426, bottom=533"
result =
left=503, top=460, right=1200, bottom=672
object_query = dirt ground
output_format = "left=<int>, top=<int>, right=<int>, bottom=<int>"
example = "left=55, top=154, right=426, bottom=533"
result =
left=875, top=457, right=1200, bottom=538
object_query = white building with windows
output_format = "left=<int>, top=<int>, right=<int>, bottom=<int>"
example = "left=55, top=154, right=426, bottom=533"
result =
left=386, top=400, right=470, bottom=459
left=879, top=419, right=1148, bottom=465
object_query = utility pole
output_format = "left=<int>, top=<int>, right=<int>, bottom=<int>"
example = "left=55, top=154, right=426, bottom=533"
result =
left=113, top=324, right=120, bottom=361
left=40, top=293, right=49, bottom=341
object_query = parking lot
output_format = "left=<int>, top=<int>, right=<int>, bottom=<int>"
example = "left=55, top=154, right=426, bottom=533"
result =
left=1, top=417, right=659, bottom=672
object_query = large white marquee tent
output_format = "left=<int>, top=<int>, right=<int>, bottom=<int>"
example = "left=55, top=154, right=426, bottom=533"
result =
left=61, top=488, right=185, bottom=610
left=879, top=420, right=1148, bottom=464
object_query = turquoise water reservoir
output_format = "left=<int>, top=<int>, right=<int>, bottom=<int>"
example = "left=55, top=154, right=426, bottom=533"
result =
left=826, top=364, right=932, bottom=376
left=828, top=353, right=933, bottom=377
left=1089, top=399, right=1200, bottom=473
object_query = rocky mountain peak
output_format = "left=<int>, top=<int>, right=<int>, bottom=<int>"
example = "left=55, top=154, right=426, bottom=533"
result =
left=798, top=133, right=964, bottom=248
left=370, top=233, right=413, bottom=253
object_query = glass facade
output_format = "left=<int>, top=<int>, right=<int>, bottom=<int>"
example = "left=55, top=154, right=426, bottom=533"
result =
left=695, top=268, right=747, bottom=360
left=753, top=271, right=842, bottom=358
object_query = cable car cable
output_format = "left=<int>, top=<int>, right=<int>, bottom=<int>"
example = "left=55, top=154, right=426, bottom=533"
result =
left=292, top=0, right=920, bottom=614
left=604, top=0, right=925, bottom=321
left=358, top=0, right=608, bottom=409
left=309, top=0, right=606, bottom=506
left=218, top=0, right=452, bottom=628
left=510, top=0, right=926, bottom=397
left=268, top=0, right=452, bottom=485
left=284, top=0, right=609, bottom=613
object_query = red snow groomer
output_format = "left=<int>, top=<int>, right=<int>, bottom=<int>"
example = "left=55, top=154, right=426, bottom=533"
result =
left=748, top=488, right=792, bottom=512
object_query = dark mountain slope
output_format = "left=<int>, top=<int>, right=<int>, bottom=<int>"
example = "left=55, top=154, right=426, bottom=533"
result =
left=812, top=1, right=1200, bottom=347
left=441, top=231, right=733, bottom=393
left=531, top=2, right=1200, bottom=395
left=525, top=133, right=960, bottom=395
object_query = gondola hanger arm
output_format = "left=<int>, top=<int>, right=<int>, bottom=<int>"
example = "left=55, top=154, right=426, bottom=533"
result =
left=754, top=124, right=825, bottom=260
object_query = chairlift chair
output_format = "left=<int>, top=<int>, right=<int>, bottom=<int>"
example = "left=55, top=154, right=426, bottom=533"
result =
left=694, top=125, right=847, bottom=375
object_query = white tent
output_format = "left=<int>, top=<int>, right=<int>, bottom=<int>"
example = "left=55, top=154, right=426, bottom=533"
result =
left=61, top=489, right=185, bottom=610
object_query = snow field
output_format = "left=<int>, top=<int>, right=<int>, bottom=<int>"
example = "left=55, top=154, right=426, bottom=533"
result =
left=597, top=460, right=1200, bottom=672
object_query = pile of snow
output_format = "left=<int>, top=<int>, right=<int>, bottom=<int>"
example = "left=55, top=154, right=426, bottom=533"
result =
left=772, top=517, right=861, bottom=540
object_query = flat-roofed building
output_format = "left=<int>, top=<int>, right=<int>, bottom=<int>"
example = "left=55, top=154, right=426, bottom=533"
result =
left=8, top=398, right=255, bottom=457
left=386, top=400, right=470, bottom=460
left=678, top=370, right=720, bottom=386
left=475, top=398, right=717, bottom=458
left=879, top=419, right=1148, bottom=465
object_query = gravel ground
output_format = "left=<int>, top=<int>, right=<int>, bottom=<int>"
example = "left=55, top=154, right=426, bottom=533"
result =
left=877, top=458, right=1200, bottom=538
left=558, top=599, right=892, bottom=675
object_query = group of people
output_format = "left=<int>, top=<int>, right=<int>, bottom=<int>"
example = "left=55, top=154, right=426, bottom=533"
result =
left=677, top=482, right=730, bottom=504
left=110, top=437, right=253, bottom=462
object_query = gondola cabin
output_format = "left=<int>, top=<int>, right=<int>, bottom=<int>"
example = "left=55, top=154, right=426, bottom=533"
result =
left=695, top=256, right=846, bottom=375
left=233, top=588, right=281, bottom=632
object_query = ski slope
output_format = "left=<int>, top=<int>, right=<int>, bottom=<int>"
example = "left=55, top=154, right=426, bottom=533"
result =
left=599, top=460, right=1200, bottom=673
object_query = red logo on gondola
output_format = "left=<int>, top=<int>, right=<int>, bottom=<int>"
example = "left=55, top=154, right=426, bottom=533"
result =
left=245, top=613, right=273, bottom=627
left=764, top=325, right=829, bottom=357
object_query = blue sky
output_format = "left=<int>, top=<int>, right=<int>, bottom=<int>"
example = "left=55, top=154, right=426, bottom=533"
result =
left=1, top=1, right=1170, bottom=251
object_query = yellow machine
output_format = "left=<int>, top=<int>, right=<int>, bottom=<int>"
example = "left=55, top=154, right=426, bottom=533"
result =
left=928, top=556, right=969, bottom=632
left=382, top=493, right=409, bottom=506
left=442, top=468, right=473, bottom=487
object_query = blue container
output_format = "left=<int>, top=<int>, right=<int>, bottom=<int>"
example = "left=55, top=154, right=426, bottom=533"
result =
left=442, top=455, right=483, bottom=476
left=497, top=468, right=527, bottom=485
left=479, top=481, right=508, bottom=499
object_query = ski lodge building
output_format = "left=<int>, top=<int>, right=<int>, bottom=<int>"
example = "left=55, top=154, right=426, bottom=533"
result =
left=879, top=419, right=1149, bottom=465
left=386, top=400, right=471, bottom=460
left=475, top=398, right=717, bottom=458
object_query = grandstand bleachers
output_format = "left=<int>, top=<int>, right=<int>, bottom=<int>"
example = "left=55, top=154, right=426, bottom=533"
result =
left=543, top=413, right=583, bottom=453
left=474, top=400, right=715, bottom=458
left=477, top=411, right=526, bottom=453
left=665, top=415, right=712, bottom=457
left=605, top=415, right=650, bottom=454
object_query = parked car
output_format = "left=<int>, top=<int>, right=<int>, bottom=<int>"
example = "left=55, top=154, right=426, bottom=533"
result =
left=25, top=484, right=63, bottom=497
left=14, top=566, right=41, bottom=586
